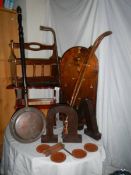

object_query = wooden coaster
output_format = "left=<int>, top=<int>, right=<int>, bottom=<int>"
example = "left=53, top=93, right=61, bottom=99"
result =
left=84, top=143, right=98, bottom=152
left=50, top=152, right=66, bottom=163
left=72, top=149, right=87, bottom=159
left=36, top=144, right=50, bottom=153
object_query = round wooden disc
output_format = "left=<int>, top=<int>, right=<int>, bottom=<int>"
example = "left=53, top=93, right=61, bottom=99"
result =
left=84, top=143, right=98, bottom=152
left=50, top=152, right=66, bottom=163
left=72, top=149, right=87, bottom=159
left=36, top=144, right=50, bottom=153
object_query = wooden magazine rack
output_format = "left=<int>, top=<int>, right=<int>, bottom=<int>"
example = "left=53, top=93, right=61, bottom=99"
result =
left=7, top=26, right=60, bottom=109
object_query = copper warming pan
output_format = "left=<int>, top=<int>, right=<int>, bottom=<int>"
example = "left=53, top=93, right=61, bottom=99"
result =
left=9, top=6, right=46, bottom=143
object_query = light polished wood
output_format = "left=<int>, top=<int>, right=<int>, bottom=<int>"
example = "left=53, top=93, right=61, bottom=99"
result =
left=0, top=8, right=18, bottom=156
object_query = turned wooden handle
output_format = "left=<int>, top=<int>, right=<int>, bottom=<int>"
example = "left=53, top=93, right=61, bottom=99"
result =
left=43, top=142, right=65, bottom=157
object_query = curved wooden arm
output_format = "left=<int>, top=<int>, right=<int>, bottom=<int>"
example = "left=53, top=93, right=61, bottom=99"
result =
left=70, top=31, right=112, bottom=107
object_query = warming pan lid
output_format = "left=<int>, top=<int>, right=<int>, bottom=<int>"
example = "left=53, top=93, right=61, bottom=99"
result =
left=9, top=107, right=46, bottom=143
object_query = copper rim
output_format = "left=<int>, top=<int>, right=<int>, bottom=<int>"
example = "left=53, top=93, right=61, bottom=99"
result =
left=50, top=152, right=66, bottom=163
left=72, top=149, right=87, bottom=159
left=9, top=107, right=46, bottom=143
left=84, top=143, right=98, bottom=152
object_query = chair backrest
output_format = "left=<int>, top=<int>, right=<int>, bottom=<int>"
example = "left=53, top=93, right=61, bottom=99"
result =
left=8, top=26, right=60, bottom=89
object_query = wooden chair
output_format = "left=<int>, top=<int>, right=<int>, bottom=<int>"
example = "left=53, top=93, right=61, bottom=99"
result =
left=7, top=26, right=60, bottom=110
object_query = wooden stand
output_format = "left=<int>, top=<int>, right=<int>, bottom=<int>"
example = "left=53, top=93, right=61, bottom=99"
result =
left=41, top=104, right=82, bottom=143
left=77, top=98, right=101, bottom=140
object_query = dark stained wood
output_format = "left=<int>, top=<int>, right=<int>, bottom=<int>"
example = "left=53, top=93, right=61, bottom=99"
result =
left=41, top=104, right=82, bottom=143
left=7, top=25, right=60, bottom=110
left=77, top=98, right=101, bottom=140
left=8, top=40, right=60, bottom=88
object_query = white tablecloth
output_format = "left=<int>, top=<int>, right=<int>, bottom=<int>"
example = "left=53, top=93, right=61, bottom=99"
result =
left=1, top=126, right=105, bottom=175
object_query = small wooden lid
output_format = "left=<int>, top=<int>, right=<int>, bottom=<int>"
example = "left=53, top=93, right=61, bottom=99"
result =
left=50, top=152, right=66, bottom=163
left=72, top=149, right=87, bottom=159
left=36, top=144, right=50, bottom=153
left=84, top=143, right=98, bottom=152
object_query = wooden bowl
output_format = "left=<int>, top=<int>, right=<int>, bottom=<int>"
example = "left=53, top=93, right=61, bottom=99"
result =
left=50, top=152, right=66, bottom=163
left=36, top=144, right=50, bottom=153
left=84, top=143, right=98, bottom=152
left=72, top=149, right=87, bottom=159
